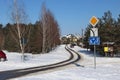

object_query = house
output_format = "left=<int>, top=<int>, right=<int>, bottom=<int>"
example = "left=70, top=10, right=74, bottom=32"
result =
left=61, top=34, right=81, bottom=45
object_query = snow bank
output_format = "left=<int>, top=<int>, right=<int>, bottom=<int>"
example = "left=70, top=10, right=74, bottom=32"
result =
left=0, top=45, right=70, bottom=71
left=1, top=45, right=120, bottom=80
left=15, top=45, right=120, bottom=80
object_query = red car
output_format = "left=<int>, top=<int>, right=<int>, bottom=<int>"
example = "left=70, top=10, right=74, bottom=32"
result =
left=0, top=51, right=7, bottom=61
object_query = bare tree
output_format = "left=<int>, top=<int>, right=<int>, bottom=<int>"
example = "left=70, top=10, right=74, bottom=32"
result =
left=41, top=4, right=47, bottom=53
left=10, top=0, right=30, bottom=61
left=41, top=4, right=60, bottom=53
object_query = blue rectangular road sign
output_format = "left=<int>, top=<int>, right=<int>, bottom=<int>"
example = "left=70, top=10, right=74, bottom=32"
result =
left=89, top=37, right=100, bottom=45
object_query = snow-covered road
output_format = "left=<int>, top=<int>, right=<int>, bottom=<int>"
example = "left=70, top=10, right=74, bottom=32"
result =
left=1, top=45, right=120, bottom=80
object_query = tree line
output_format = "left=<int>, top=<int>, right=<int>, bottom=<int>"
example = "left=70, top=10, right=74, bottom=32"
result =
left=0, top=2, right=60, bottom=54
left=84, top=11, right=120, bottom=55
left=0, top=21, right=60, bottom=54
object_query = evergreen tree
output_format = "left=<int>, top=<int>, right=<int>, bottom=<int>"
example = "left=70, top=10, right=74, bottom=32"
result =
left=84, top=11, right=120, bottom=55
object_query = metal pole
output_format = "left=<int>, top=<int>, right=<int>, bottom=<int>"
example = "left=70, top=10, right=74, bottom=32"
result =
left=94, top=44, right=96, bottom=69
left=90, top=28, right=96, bottom=69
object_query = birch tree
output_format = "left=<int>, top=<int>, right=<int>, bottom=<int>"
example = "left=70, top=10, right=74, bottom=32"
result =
left=11, top=0, right=30, bottom=61
left=41, top=4, right=60, bottom=53
left=41, top=4, right=47, bottom=53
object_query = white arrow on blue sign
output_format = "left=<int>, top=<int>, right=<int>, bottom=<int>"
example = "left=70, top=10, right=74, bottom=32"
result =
left=89, top=37, right=100, bottom=45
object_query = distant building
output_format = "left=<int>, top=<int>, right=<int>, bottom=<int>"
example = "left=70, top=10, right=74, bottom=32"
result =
left=61, top=34, right=82, bottom=45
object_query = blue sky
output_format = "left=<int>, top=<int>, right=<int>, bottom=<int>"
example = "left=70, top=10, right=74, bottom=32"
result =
left=0, top=0, right=120, bottom=36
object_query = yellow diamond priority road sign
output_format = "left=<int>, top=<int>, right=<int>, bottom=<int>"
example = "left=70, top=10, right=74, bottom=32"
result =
left=89, top=16, right=99, bottom=27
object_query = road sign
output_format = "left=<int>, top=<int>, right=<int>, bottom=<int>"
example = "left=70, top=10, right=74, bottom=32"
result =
left=90, top=28, right=98, bottom=37
left=89, top=37, right=100, bottom=45
left=89, top=16, right=99, bottom=27
left=104, top=47, right=108, bottom=52
left=89, top=16, right=99, bottom=69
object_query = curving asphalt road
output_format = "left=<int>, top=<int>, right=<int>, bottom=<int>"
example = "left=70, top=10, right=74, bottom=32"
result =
left=0, top=46, right=81, bottom=80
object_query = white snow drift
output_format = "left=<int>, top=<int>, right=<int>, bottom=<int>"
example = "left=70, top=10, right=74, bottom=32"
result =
left=1, top=45, right=120, bottom=80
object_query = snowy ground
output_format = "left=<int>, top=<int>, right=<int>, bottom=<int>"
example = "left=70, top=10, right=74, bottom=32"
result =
left=0, top=45, right=70, bottom=71
left=1, top=45, right=120, bottom=80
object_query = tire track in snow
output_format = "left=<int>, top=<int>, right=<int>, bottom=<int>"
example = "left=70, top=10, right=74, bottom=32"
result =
left=0, top=45, right=81, bottom=80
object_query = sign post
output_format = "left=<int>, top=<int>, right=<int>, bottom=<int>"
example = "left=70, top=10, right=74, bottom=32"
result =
left=89, top=16, right=99, bottom=69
